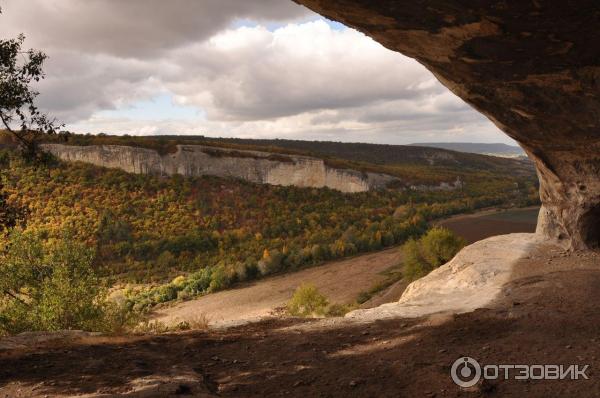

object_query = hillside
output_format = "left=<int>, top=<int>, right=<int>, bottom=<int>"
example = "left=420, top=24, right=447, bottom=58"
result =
left=410, top=142, right=526, bottom=158
left=152, top=248, right=402, bottom=328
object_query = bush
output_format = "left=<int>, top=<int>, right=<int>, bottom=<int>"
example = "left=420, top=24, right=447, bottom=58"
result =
left=155, top=250, right=176, bottom=269
left=420, top=227, right=466, bottom=267
left=401, top=227, right=465, bottom=282
left=286, top=284, right=329, bottom=317
left=324, top=303, right=357, bottom=317
left=402, top=238, right=431, bottom=282
left=257, top=248, right=284, bottom=276
left=0, top=230, right=134, bottom=335
left=208, top=265, right=231, bottom=292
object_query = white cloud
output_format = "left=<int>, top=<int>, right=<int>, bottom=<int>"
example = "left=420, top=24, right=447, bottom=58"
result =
left=0, top=1, right=511, bottom=144
left=168, top=21, right=442, bottom=121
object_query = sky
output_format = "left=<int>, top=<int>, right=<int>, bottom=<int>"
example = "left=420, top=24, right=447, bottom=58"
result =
left=0, top=0, right=513, bottom=145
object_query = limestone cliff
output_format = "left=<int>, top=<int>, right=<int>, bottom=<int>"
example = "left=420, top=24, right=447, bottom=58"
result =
left=42, top=143, right=413, bottom=193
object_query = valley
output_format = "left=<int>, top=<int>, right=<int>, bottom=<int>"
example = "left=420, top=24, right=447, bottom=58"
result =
left=0, top=1, right=598, bottom=396
left=0, top=134, right=539, bottom=322
left=149, top=206, right=540, bottom=328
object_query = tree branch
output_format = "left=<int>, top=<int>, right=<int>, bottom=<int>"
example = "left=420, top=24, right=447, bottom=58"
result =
left=0, top=112, right=33, bottom=150
left=2, top=289, right=30, bottom=307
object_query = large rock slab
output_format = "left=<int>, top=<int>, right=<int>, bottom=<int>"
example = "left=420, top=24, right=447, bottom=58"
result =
left=346, top=233, right=544, bottom=321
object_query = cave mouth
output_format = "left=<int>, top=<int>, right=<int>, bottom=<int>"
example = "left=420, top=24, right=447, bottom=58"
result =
left=581, top=205, right=600, bottom=250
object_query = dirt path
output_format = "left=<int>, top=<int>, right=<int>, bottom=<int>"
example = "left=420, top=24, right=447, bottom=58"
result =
left=152, top=248, right=402, bottom=327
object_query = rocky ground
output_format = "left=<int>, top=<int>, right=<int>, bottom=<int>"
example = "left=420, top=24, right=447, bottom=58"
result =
left=0, top=239, right=599, bottom=397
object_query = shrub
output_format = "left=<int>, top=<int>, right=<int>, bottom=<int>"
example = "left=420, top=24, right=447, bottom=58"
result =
left=402, top=238, right=431, bottom=282
left=257, top=249, right=284, bottom=276
left=155, top=250, right=176, bottom=269
left=401, top=227, right=466, bottom=282
left=186, top=268, right=213, bottom=293
left=96, top=211, right=132, bottom=243
left=208, top=265, right=231, bottom=292
left=0, top=230, right=133, bottom=335
left=420, top=227, right=466, bottom=267
left=286, top=284, right=329, bottom=317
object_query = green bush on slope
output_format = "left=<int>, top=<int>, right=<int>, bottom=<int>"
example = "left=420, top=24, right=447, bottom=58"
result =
left=402, top=227, right=466, bottom=282
left=286, top=284, right=329, bottom=317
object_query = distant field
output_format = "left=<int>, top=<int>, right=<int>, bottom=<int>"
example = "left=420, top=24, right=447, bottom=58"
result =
left=438, top=207, right=540, bottom=244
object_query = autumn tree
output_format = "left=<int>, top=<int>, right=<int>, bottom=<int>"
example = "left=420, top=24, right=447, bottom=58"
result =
left=0, top=7, right=61, bottom=160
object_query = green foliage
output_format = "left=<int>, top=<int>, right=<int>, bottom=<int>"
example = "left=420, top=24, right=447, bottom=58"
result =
left=208, top=265, right=232, bottom=292
left=402, top=227, right=466, bottom=282
left=0, top=230, right=132, bottom=335
left=257, top=248, right=284, bottom=276
left=420, top=227, right=466, bottom=267
left=0, top=182, right=25, bottom=232
left=96, top=210, right=132, bottom=243
left=402, top=238, right=431, bottom=282
left=324, top=302, right=357, bottom=317
left=286, top=284, right=329, bottom=317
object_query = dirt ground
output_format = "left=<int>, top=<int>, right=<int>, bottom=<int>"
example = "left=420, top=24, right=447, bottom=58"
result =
left=153, top=248, right=402, bottom=327
left=1, top=246, right=599, bottom=397
left=438, top=207, right=539, bottom=244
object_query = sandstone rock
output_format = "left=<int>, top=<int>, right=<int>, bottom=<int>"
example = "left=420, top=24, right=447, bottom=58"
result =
left=294, top=0, right=600, bottom=250
left=346, top=233, right=544, bottom=321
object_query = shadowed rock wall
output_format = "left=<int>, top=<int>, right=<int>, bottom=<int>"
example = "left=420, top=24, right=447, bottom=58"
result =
left=294, top=0, right=600, bottom=250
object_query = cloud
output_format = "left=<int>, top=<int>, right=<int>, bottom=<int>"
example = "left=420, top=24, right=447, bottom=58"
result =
left=0, top=0, right=310, bottom=57
left=167, top=21, right=444, bottom=121
left=0, top=1, right=511, bottom=144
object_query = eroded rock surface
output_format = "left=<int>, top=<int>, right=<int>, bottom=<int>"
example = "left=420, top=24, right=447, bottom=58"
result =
left=294, top=0, right=600, bottom=249
left=346, top=233, right=544, bottom=321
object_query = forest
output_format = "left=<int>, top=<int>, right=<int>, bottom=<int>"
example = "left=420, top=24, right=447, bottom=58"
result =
left=0, top=143, right=539, bottom=314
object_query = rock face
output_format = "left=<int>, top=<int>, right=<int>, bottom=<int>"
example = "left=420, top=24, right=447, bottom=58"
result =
left=347, top=233, right=544, bottom=321
left=42, top=143, right=408, bottom=193
left=293, top=0, right=600, bottom=250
